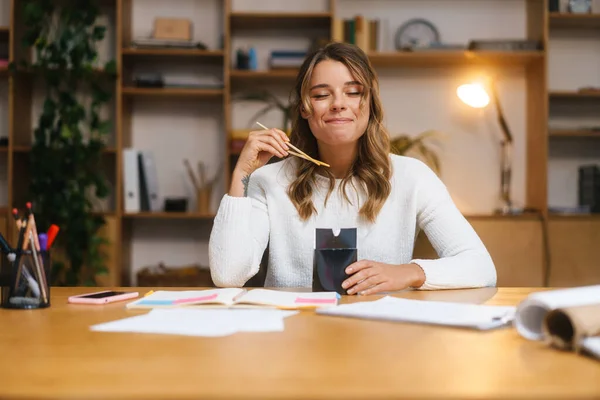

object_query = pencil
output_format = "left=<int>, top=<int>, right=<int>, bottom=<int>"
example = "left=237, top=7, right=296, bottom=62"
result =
left=183, top=159, right=200, bottom=191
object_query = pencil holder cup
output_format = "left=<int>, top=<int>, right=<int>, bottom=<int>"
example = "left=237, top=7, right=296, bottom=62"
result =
left=197, top=185, right=212, bottom=214
left=1, top=250, right=51, bottom=309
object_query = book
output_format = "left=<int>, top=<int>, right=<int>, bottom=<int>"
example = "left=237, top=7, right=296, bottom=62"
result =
left=316, top=296, right=516, bottom=331
left=126, top=288, right=340, bottom=310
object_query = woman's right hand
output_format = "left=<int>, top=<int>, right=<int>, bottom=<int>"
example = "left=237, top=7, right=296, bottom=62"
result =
left=229, top=128, right=290, bottom=197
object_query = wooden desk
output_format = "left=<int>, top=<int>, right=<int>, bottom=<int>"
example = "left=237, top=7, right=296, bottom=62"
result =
left=1, top=287, right=599, bottom=399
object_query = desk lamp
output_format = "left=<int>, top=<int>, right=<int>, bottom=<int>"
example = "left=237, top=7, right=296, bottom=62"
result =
left=457, top=80, right=515, bottom=214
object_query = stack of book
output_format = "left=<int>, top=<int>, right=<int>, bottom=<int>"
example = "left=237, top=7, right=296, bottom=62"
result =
left=332, top=15, right=389, bottom=53
left=269, top=50, right=307, bottom=69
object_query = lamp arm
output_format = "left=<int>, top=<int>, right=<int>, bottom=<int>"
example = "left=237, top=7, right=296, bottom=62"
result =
left=489, top=81, right=513, bottom=144
left=489, top=80, right=514, bottom=213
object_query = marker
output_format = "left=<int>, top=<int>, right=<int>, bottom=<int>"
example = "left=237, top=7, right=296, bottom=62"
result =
left=144, top=290, right=154, bottom=297
left=46, top=224, right=60, bottom=249
left=38, top=233, right=48, bottom=252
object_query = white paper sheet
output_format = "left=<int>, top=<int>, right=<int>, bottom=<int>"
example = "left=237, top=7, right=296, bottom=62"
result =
left=514, top=285, right=600, bottom=341
left=581, top=337, right=600, bottom=360
left=316, top=296, right=515, bottom=330
left=90, top=308, right=298, bottom=337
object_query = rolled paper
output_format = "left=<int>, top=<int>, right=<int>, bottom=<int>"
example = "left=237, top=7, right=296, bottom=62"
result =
left=514, top=285, right=600, bottom=341
left=542, top=303, right=600, bottom=351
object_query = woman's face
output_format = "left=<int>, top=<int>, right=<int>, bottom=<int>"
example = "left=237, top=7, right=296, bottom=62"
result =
left=302, top=60, right=370, bottom=147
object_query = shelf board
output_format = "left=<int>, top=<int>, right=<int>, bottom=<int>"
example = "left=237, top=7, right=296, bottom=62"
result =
left=122, top=47, right=224, bottom=58
left=549, top=13, right=600, bottom=29
left=0, top=26, right=8, bottom=34
left=367, top=50, right=543, bottom=68
left=123, top=212, right=215, bottom=220
left=549, top=129, right=600, bottom=138
left=230, top=69, right=299, bottom=81
left=549, top=213, right=600, bottom=220
left=464, top=212, right=542, bottom=220
left=122, top=87, right=224, bottom=98
left=230, top=12, right=332, bottom=30
left=8, top=145, right=117, bottom=153
left=549, top=90, right=600, bottom=99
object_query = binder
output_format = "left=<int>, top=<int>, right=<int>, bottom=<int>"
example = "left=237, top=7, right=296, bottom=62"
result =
left=138, top=151, right=161, bottom=212
left=123, top=148, right=140, bottom=213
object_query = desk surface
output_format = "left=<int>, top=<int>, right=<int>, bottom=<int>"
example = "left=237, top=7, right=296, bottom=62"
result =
left=1, top=287, right=599, bottom=399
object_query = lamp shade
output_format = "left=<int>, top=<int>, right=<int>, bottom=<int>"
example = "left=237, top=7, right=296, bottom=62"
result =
left=457, top=83, right=490, bottom=108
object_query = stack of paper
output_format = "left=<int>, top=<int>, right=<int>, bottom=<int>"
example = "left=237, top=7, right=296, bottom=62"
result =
left=90, top=308, right=298, bottom=337
left=581, top=337, right=600, bottom=359
left=316, top=296, right=515, bottom=331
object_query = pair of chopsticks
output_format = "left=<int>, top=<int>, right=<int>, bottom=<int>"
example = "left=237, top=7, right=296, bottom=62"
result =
left=255, top=122, right=330, bottom=168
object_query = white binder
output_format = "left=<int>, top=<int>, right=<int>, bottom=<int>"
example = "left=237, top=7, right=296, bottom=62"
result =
left=123, top=148, right=140, bottom=213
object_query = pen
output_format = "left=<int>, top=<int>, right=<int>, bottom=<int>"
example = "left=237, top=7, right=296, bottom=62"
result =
left=38, top=233, right=47, bottom=252
left=0, top=233, right=13, bottom=254
left=144, top=290, right=154, bottom=297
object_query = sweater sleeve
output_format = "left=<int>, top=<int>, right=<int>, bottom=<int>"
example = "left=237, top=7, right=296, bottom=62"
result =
left=208, top=173, right=270, bottom=287
left=408, top=161, right=497, bottom=290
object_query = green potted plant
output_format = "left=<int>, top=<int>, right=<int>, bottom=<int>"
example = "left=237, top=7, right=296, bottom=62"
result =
left=390, top=130, right=442, bottom=174
left=13, top=0, right=117, bottom=285
left=233, top=90, right=292, bottom=133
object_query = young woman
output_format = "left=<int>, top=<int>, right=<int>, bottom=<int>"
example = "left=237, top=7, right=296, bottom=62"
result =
left=209, top=42, right=496, bottom=295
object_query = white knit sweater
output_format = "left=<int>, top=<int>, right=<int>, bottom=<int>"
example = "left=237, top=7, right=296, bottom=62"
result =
left=209, top=155, right=497, bottom=290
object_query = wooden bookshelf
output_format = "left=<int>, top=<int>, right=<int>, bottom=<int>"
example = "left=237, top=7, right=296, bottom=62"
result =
left=368, top=50, right=544, bottom=68
left=121, top=87, right=224, bottom=97
left=549, top=12, right=600, bottom=29
left=6, top=0, right=597, bottom=288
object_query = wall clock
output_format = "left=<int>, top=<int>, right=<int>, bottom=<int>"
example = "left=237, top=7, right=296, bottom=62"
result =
left=395, top=18, right=440, bottom=50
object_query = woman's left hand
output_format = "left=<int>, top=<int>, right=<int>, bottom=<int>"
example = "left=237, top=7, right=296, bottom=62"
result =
left=341, top=261, right=426, bottom=295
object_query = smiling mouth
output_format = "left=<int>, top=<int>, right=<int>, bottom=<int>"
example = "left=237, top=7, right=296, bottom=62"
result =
left=325, top=118, right=353, bottom=124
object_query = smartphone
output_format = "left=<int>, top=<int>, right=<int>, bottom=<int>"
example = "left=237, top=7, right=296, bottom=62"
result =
left=68, top=290, right=139, bottom=305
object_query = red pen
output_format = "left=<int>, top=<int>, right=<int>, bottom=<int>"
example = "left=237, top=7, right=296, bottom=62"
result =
left=46, top=224, right=60, bottom=250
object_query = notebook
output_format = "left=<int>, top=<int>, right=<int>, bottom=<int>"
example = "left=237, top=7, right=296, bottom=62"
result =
left=126, top=288, right=340, bottom=310
left=316, top=296, right=516, bottom=330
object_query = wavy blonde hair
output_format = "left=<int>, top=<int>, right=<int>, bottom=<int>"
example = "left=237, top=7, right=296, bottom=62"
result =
left=287, top=42, right=392, bottom=223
